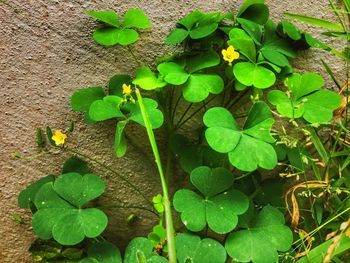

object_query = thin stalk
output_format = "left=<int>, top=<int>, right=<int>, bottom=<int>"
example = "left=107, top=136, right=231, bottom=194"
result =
left=175, top=95, right=218, bottom=130
left=175, top=103, right=193, bottom=128
left=135, top=89, right=177, bottom=263
left=64, top=147, right=152, bottom=207
left=127, top=46, right=141, bottom=67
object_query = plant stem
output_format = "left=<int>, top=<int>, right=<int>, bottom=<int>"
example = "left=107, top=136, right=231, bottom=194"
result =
left=127, top=46, right=141, bottom=67
left=64, top=147, right=152, bottom=207
left=135, top=89, right=177, bottom=263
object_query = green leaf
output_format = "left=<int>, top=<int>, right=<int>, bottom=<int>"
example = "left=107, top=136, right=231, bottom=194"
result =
left=71, top=87, right=105, bottom=112
left=225, top=206, right=293, bottom=263
left=238, top=3, right=269, bottom=25
left=157, top=62, right=189, bottom=85
left=52, top=208, right=108, bottom=245
left=268, top=73, right=342, bottom=123
left=279, top=20, right=302, bottom=40
left=133, top=66, right=167, bottom=90
left=109, top=74, right=132, bottom=96
left=237, top=18, right=262, bottom=45
left=179, top=10, right=205, bottom=30
left=166, top=28, right=189, bottom=45
left=127, top=98, right=164, bottom=129
left=189, top=12, right=221, bottom=39
left=93, top=28, right=120, bottom=46
left=117, top=28, right=139, bottom=45
left=263, top=20, right=297, bottom=58
left=237, top=0, right=265, bottom=18
left=173, top=166, right=249, bottom=233
left=93, top=28, right=139, bottom=46
left=183, top=74, right=224, bottom=102
left=261, top=48, right=290, bottom=67
left=233, top=62, right=276, bottom=89
left=86, top=11, right=119, bottom=27
left=186, top=50, right=220, bottom=73
left=204, top=102, right=277, bottom=171
left=62, top=156, right=91, bottom=175
left=36, top=128, right=44, bottom=147
left=18, top=175, right=55, bottom=209
left=175, top=11, right=222, bottom=41
left=54, top=172, right=105, bottom=208
left=148, top=224, right=167, bottom=249
left=228, top=28, right=256, bottom=62
left=175, top=233, right=226, bottom=263
left=284, top=12, right=344, bottom=31
left=114, top=120, right=128, bottom=158
left=158, top=61, right=224, bottom=102
left=123, top=8, right=151, bottom=29
left=32, top=174, right=107, bottom=245
left=124, top=237, right=168, bottom=263
left=89, top=96, right=124, bottom=122
left=296, top=234, right=350, bottom=263
left=82, top=241, right=122, bottom=263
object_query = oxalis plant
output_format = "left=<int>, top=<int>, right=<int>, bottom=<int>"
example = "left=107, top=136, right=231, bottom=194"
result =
left=15, top=0, right=350, bottom=262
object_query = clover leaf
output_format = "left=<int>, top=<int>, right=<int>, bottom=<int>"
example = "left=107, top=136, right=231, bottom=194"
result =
left=88, top=96, right=124, bottom=122
left=268, top=72, right=342, bottom=123
left=62, top=156, right=91, bottom=175
left=124, top=237, right=168, bottom=263
left=173, top=166, right=249, bottom=234
left=233, top=62, right=276, bottom=89
left=237, top=0, right=269, bottom=25
left=260, top=20, right=296, bottom=64
left=175, top=233, right=226, bottom=263
left=158, top=51, right=224, bottom=102
left=32, top=173, right=108, bottom=245
left=87, top=8, right=151, bottom=46
left=133, top=66, right=167, bottom=90
left=225, top=206, right=293, bottom=263
left=125, top=98, right=164, bottom=129
left=228, top=28, right=256, bottom=62
left=70, top=86, right=106, bottom=124
left=204, top=101, right=277, bottom=171
left=80, top=242, right=122, bottom=263
left=166, top=10, right=223, bottom=45
left=18, top=175, right=55, bottom=209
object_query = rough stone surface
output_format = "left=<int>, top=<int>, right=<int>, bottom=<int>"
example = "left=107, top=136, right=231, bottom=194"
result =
left=0, top=0, right=347, bottom=262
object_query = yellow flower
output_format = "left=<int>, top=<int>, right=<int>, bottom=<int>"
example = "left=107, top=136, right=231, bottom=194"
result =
left=52, top=130, right=67, bottom=146
left=122, top=84, right=132, bottom=96
left=222, top=46, right=239, bottom=65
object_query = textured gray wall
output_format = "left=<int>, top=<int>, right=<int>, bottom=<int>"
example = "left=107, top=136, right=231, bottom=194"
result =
left=0, top=0, right=346, bottom=262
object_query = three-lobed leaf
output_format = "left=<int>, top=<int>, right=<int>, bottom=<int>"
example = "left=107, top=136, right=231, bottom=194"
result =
left=268, top=72, right=341, bottom=123
left=204, top=102, right=277, bottom=171
left=175, top=233, right=226, bottom=263
left=158, top=51, right=224, bottom=102
left=173, top=166, right=249, bottom=234
left=32, top=173, right=107, bottom=245
left=225, top=206, right=293, bottom=263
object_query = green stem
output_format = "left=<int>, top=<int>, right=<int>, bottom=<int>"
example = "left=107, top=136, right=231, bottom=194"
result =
left=64, top=147, right=152, bottom=207
left=175, top=95, right=218, bottom=130
left=127, top=46, right=141, bottom=67
left=135, top=89, right=177, bottom=263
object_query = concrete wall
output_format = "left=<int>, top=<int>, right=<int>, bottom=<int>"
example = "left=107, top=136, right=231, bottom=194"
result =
left=0, top=0, right=346, bottom=262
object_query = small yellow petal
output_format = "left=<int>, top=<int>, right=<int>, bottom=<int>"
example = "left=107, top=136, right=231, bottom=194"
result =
left=52, top=130, right=67, bottom=146
left=122, top=84, right=132, bottom=96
